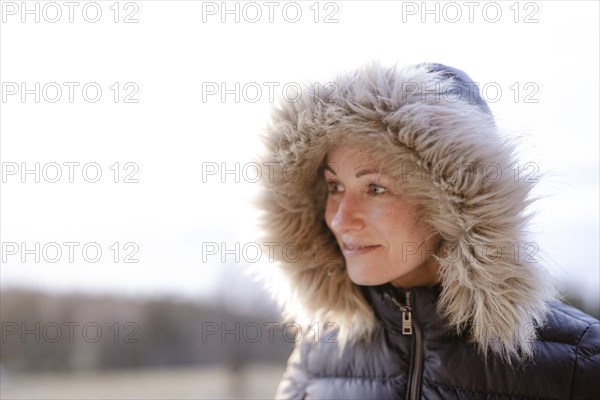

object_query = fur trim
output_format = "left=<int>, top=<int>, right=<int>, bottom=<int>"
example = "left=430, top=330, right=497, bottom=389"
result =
left=255, top=61, right=556, bottom=363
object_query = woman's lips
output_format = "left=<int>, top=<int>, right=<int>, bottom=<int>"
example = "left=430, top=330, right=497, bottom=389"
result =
left=342, top=245, right=381, bottom=256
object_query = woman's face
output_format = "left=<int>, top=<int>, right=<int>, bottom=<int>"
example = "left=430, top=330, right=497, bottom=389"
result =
left=324, top=145, right=440, bottom=288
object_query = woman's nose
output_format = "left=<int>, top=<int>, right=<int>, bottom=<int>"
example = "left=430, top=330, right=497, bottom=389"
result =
left=331, top=195, right=364, bottom=233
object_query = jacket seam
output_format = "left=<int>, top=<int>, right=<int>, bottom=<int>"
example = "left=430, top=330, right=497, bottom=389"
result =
left=553, top=305, right=597, bottom=326
left=423, top=377, right=563, bottom=400
left=306, top=375, right=406, bottom=384
left=577, top=345, right=600, bottom=363
left=535, top=339, right=579, bottom=345
left=303, top=333, right=407, bottom=385
left=536, top=307, right=597, bottom=346
left=569, top=323, right=594, bottom=399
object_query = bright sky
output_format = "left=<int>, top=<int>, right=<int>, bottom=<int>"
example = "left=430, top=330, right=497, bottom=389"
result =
left=1, top=1, right=598, bottom=312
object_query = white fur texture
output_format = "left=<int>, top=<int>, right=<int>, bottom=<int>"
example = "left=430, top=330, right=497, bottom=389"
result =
left=255, top=62, right=556, bottom=363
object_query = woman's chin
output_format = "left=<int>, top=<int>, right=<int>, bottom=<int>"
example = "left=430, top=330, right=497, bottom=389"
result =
left=346, top=266, right=392, bottom=286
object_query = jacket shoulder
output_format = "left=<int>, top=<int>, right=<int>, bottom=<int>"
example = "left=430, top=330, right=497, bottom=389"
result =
left=538, top=301, right=600, bottom=399
left=538, top=301, right=599, bottom=343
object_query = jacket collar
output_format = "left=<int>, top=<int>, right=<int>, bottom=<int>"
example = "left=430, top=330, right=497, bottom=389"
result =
left=360, top=283, right=455, bottom=338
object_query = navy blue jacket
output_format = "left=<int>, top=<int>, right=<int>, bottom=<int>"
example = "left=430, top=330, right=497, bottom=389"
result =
left=276, top=284, right=600, bottom=399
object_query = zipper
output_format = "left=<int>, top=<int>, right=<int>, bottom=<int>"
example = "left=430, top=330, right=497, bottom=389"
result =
left=384, top=290, right=423, bottom=400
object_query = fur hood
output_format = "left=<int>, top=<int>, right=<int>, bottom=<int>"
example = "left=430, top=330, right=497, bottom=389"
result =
left=255, top=61, right=556, bottom=363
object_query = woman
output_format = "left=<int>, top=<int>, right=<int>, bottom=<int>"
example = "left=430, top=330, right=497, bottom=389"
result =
left=256, top=62, right=599, bottom=399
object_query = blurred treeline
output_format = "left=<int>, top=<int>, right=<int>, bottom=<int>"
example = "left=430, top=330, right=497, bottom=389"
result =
left=0, top=287, right=597, bottom=373
left=0, top=290, right=294, bottom=373
left=561, top=291, right=599, bottom=319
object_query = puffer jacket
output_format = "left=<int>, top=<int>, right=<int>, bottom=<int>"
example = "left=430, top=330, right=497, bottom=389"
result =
left=275, top=284, right=600, bottom=399
left=256, top=61, right=600, bottom=399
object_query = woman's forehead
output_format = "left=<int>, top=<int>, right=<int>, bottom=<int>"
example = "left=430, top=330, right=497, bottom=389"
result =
left=325, top=145, right=381, bottom=170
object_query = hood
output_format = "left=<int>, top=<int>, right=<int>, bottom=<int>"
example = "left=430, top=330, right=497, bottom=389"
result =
left=255, top=61, right=556, bottom=363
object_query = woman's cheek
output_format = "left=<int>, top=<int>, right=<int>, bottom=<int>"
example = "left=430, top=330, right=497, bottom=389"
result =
left=324, top=200, right=334, bottom=226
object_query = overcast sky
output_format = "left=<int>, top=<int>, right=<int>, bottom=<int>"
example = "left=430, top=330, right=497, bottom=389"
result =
left=1, top=1, right=598, bottom=312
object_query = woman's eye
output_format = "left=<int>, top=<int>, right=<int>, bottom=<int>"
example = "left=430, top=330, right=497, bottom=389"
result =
left=326, top=181, right=343, bottom=194
left=369, top=183, right=386, bottom=195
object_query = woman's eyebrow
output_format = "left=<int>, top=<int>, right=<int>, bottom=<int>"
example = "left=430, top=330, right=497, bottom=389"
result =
left=324, top=165, right=337, bottom=175
left=355, top=168, right=381, bottom=178
left=324, top=165, right=382, bottom=178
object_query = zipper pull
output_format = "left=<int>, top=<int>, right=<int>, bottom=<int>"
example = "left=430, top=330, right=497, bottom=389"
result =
left=384, top=290, right=413, bottom=335
left=402, top=291, right=413, bottom=335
